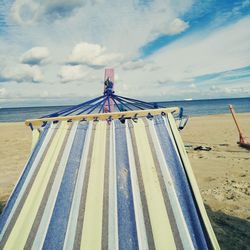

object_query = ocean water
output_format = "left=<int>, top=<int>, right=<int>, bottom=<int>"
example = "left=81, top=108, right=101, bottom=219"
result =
left=0, top=97, right=249, bottom=122
left=161, top=97, right=250, bottom=117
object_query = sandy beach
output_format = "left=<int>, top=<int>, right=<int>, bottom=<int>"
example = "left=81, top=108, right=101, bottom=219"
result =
left=181, top=113, right=250, bottom=221
left=0, top=113, right=249, bottom=248
left=0, top=122, right=31, bottom=204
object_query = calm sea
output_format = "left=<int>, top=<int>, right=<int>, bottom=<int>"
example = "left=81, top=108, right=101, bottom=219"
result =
left=0, top=97, right=249, bottom=122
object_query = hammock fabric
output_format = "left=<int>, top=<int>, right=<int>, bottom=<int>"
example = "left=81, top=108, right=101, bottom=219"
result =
left=0, top=111, right=219, bottom=250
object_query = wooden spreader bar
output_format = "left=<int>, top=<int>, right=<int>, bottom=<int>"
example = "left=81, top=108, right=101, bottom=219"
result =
left=25, top=107, right=179, bottom=127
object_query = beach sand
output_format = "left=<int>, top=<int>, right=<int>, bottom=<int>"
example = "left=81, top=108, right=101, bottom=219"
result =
left=181, top=113, right=250, bottom=221
left=0, top=113, right=249, bottom=248
left=181, top=113, right=250, bottom=249
left=0, top=122, right=31, bottom=203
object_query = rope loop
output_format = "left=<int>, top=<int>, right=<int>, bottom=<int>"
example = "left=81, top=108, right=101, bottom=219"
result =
left=132, top=113, right=138, bottom=123
left=119, top=115, right=126, bottom=124
left=29, top=123, right=34, bottom=131
left=147, top=113, right=154, bottom=120
left=93, top=117, right=99, bottom=122
left=107, top=116, right=113, bottom=124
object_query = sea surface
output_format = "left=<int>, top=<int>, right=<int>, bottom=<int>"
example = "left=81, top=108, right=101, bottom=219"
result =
left=0, top=97, right=249, bottom=122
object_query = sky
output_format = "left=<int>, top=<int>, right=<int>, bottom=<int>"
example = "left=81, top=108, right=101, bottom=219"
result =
left=0, top=0, right=250, bottom=107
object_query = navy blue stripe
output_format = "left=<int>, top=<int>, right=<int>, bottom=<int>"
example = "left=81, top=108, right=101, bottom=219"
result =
left=0, top=124, right=50, bottom=234
left=42, top=122, right=88, bottom=250
left=114, top=121, right=138, bottom=250
left=153, top=116, right=209, bottom=249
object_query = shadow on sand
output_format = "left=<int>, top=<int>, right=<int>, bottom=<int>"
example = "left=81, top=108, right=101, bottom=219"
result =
left=206, top=204, right=250, bottom=250
left=0, top=202, right=249, bottom=249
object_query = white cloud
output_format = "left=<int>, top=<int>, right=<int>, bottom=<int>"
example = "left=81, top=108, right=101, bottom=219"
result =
left=149, top=17, right=250, bottom=83
left=20, top=47, right=50, bottom=65
left=40, top=90, right=49, bottom=98
left=149, top=18, right=189, bottom=41
left=209, top=85, right=250, bottom=96
left=0, top=1, right=195, bottom=105
left=0, top=64, right=43, bottom=83
left=42, top=0, right=84, bottom=17
left=11, top=0, right=40, bottom=25
left=122, top=60, right=150, bottom=71
left=1, top=0, right=250, bottom=105
left=0, top=88, right=7, bottom=98
left=190, top=83, right=196, bottom=88
left=109, top=17, right=250, bottom=99
left=68, top=42, right=123, bottom=68
left=167, top=18, right=189, bottom=35
left=58, top=65, right=87, bottom=83
left=10, top=0, right=84, bottom=25
left=6, top=1, right=193, bottom=62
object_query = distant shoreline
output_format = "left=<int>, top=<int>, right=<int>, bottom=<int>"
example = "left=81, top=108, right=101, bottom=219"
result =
left=0, top=97, right=249, bottom=122
left=1, top=96, right=250, bottom=109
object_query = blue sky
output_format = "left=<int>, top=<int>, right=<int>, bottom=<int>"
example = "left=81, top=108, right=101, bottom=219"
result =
left=141, top=0, right=250, bottom=56
left=0, top=0, right=250, bottom=107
